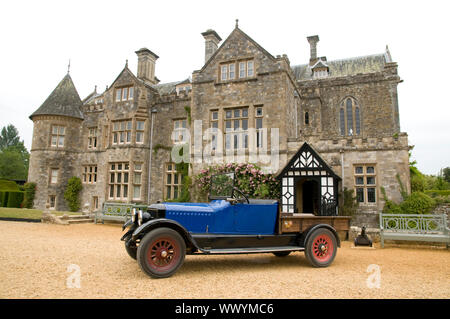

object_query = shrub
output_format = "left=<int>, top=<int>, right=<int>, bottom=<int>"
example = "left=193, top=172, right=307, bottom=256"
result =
left=424, top=189, right=450, bottom=197
left=339, top=187, right=359, bottom=216
left=400, top=192, right=436, bottom=214
left=6, top=191, right=24, bottom=208
left=195, top=163, right=280, bottom=201
left=64, top=176, right=82, bottom=212
left=0, top=179, right=20, bottom=191
left=0, top=191, right=7, bottom=207
left=380, top=186, right=403, bottom=214
left=22, top=182, right=36, bottom=208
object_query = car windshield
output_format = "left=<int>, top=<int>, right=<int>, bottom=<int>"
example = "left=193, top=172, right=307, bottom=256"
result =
left=210, top=172, right=235, bottom=198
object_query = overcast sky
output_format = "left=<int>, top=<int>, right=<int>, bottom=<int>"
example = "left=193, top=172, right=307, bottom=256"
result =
left=0, top=0, right=449, bottom=175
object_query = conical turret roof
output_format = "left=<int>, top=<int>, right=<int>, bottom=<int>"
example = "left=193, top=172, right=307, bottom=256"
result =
left=30, top=73, right=84, bottom=120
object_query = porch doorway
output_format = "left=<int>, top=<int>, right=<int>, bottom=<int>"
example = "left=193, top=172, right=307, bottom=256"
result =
left=295, top=179, right=320, bottom=214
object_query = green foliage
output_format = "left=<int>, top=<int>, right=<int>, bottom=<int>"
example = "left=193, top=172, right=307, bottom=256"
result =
left=184, top=106, right=191, bottom=124
left=424, top=189, right=450, bottom=197
left=443, top=167, right=450, bottom=184
left=195, top=163, right=280, bottom=201
left=0, top=124, right=29, bottom=181
left=0, top=124, right=21, bottom=150
left=339, top=187, right=359, bottom=216
left=64, top=176, right=82, bottom=212
left=0, top=179, right=20, bottom=191
left=22, top=182, right=36, bottom=209
left=400, top=192, right=436, bottom=214
left=6, top=191, right=24, bottom=208
left=380, top=186, right=403, bottom=214
left=0, top=190, right=25, bottom=208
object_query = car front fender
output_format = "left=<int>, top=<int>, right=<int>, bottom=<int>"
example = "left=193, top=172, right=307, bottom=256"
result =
left=131, top=218, right=201, bottom=251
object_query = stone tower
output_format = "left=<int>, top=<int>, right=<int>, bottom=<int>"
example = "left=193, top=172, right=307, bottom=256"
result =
left=28, top=72, right=84, bottom=211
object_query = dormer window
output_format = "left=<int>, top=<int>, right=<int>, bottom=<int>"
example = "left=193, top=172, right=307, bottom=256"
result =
left=313, top=69, right=328, bottom=79
left=115, top=86, right=134, bottom=102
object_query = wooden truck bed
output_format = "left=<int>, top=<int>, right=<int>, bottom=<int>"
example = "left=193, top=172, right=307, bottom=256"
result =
left=279, top=213, right=351, bottom=234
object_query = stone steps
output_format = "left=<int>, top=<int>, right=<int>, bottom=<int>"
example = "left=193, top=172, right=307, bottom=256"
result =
left=60, top=214, right=94, bottom=224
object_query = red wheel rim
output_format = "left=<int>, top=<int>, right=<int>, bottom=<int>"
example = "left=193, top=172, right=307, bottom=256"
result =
left=312, top=234, right=334, bottom=262
left=146, top=237, right=180, bottom=272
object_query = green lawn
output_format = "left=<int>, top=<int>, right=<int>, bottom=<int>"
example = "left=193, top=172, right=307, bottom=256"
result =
left=0, top=207, right=79, bottom=220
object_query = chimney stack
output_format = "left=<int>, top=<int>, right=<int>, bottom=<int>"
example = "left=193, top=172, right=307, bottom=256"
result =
left=135, top=48, right=159, bottom=85
left=307, top=35, right=319, bottom=65
left=201, top=29, right=222, bottom=64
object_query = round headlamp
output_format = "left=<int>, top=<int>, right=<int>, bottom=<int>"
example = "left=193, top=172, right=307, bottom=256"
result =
left=131, top=208, right=136, bottom=223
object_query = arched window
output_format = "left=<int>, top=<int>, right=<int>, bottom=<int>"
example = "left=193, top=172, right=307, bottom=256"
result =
left=304, top=112, right=309, bottom=125
left=339, top=97, right=361, bottom=136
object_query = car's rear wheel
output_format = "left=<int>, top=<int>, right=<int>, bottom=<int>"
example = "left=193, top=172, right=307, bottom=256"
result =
left=304, top=228, right=337, bottom=267
left=137, top=227, right=186, bottom=278
left=273, top=251, right=291, bottom=257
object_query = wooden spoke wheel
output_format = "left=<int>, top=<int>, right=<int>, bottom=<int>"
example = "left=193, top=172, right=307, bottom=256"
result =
left=305, top=228, right=337, bottom=267
left=137, top=228, right=186, bottom=278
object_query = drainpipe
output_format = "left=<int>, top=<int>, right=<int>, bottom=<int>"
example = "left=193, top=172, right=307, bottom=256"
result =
left=340, top=149, right=345, bottom=191
left=147, top=107, right=157, bottom=204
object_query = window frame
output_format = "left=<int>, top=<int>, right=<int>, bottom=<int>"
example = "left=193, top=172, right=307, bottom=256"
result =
left=354, top=164, right=377, bottom=205
left=339, top=97, right=361, bottom=136
left=108, top=162, right=130, bottom=201
left=164, top=163, right=183, bottom=200
left=50, top=125, right=65, bottom=148
left=224, top=107, right=249, bottom=150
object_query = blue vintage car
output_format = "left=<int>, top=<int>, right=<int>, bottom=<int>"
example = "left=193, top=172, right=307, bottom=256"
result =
left=122, top=172, right=349, bottom=278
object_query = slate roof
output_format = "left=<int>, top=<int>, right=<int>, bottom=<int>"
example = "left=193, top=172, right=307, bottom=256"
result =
left=30, top=73, right=84, bottom=120
left=152, top=78, right=190, bottom=95
left=291, top=53, right=389, bottom=81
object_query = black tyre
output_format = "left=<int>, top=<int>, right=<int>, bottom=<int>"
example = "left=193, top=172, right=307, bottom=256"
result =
left=304, top=228, right=337, bottom=267
left=125, top=241, right=137, bottom=260
left=273, top=251, right=291, bottom=257
left=137, top=227, right=186, bottom=278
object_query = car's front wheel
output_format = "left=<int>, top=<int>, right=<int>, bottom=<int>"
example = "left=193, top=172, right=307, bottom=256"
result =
left=125, top=241, right=137, bottom=260
left=137, top=227, right=186, bottom=278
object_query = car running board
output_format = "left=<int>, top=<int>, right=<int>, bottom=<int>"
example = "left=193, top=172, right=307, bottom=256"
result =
left=198, top=246, right=304, bottom=255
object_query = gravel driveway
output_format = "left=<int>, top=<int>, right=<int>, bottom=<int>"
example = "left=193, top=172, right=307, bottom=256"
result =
left=0, top=221, right=448, bottom=299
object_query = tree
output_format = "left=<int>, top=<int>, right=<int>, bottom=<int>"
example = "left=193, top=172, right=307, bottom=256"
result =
left=0, top=124, right=21, bottom=150
left=442, top=167, right=450, bottom=184
left=0, top=124, right=29, bottom=180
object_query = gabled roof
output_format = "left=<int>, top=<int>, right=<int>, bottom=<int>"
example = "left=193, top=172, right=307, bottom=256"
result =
left=152, top=78, right=191, bottom=95
left=199, top=26, right=276, bottom=72
left=292, top=53, right=388, bottom=81
left=276, top=142, right=341, bottom=179
left=30, top=73, right=83, bottom=120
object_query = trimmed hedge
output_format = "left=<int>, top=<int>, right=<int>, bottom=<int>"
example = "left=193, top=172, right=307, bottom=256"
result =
left=0, top=179, right=20, bottom=191
left=0, top=190, right=25, bottom=208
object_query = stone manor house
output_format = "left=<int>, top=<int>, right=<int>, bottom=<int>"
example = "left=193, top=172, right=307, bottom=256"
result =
left=28, top=23, right=410, bottom=225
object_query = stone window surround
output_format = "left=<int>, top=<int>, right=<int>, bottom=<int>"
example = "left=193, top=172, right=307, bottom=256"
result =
left=172, top=118, right=188, bottom=145
left=339, top=97, right=361, bottom=137
left=219, top=58, right=255, bottom=82
left=135, top=119, right=146, bottom=144
left=49, top=168, right=59, bottom=185
left=108, top=162, right=130, bottom=201
left=82, top=165, right=98, bottom=184
left=88, top=127, right=98, bottom=149
left=50, top=125, right=65, bottom=148
left=115, top=85, right=134, bottom=102
left=353, top=163, right=377, bottom=205
left=224, top=106, right=249, bottom=150
left=112, top=119, right=132, bottom=145
left=165, top=163, right=183, bottom=200
left=133, top=162, right=143, bottom=200
left=48, top=195, right=56, bottom=210
left=207, top=104, right=267, bottom=154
